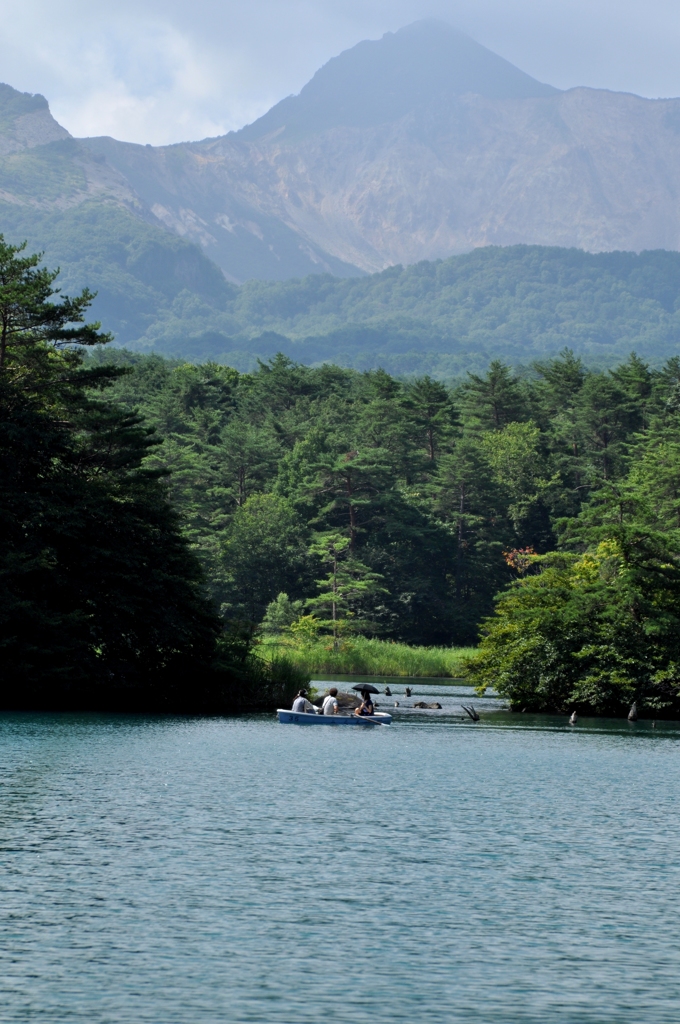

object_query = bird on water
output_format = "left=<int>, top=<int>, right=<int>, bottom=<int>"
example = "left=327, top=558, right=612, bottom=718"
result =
left=569, top=712, right=578, bottom=725
left=628, top=702, right=638, bottom=722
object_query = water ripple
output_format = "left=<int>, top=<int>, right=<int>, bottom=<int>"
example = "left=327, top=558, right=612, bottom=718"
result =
left=0, top=712, right=678, bottom=1022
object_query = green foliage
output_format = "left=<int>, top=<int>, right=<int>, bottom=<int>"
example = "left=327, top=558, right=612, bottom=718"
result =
left=80, top=340, right=680, bottom=716
left=0, top=236, right=109, bottom=367
left=2, top=240, right=675, bottom=716
left=430, top=436, right=513, bottom=638
left=0, top=141, right=87, bottom=202
left=221, top=494, right=310, bottom=621
left=459, top=360, right=527, bottom=431
left=465, top=350, right=680, bottom=717
left=215, top=632, right=309, bottom=712
left=0, top=199, right=235, bottom=346
left=261, top=593, right=304, bottom=635
left=306, top=531, right=388, bottom=639
left=469, top=537, right=680, bottom=718
left=480, top=421, right=551, bottom=535
left=404, top=375, right=458, bottom=460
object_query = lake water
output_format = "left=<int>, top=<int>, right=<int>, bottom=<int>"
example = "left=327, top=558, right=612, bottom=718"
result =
left=1, top=684, right=679, bottom=1023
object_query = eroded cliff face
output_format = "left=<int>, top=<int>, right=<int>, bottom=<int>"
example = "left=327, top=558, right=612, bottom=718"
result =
left=0, top=85, right=145, bottom=215
left=80, top=84, right=680, bottom=280
left=0, top=106, right=70, bottom=155
left=186, top=86, right=680, bottom=272
left=78, top=133, right=364, bottom=282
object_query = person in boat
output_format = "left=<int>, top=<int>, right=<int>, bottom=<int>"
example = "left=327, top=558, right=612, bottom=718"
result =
left=322, top=688, right=340, bottom=715
left=355, top=690, right=375, bottom=716
left=292, top=689, right=314, bottom=714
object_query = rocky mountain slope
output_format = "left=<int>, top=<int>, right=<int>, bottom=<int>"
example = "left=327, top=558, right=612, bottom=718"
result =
left=0, top=85, right=239, bottom=343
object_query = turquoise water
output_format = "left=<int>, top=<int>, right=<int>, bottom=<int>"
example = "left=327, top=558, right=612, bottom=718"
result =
left=1, top=709, right=679, bottom=1023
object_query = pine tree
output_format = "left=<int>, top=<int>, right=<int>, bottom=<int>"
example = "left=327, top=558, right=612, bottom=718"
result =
left=431, top=438, right=512, bottom=639
left=306, top=445, right=395, bottom=551
left=307, top=532, right=387, bottom=645
left=405, top=375, right=458, bottom=463
left=0, top=237, right=224, bottom=705
left=0, top=238, right=107, bottom=368
left=458, top=360, right=527, bottom=432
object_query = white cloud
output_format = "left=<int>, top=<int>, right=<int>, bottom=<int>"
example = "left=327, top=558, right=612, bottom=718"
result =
left=0, top=0, right=679, bottom=145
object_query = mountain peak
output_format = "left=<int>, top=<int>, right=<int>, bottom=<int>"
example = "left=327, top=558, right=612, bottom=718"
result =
left=0, top=83, right=70, bottom=153
left=0, top=82, right=49, bottom=120
left=237, top=20, right=559, bottom=140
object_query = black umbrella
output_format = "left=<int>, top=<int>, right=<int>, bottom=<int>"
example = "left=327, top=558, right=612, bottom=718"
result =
left=351, top=683, right=380, bottom=694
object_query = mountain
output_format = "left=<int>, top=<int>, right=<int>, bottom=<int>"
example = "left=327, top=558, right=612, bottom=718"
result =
left=80, top=20, right=680, bottom=279
left=80, top=21, right=565, bottom=281
left=2, top=22, right=680, bottom=369
left=237, top=20, right=558, bottom=141
left=0, top=83, right=70, bottom=152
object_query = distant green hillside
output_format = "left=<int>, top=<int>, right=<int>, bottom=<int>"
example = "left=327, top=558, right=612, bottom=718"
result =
left=124, top=245, right=680, bottom=375
left=0, top=197, right=236, bottom=344
left=3, top=150, right=680, bottom=375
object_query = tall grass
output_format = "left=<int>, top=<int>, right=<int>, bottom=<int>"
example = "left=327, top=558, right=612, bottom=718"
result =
left=258, top=636, right=475, bottom=678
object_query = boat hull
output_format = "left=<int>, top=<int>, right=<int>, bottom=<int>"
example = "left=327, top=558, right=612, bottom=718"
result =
left=277, top=709, right=392, bottom=726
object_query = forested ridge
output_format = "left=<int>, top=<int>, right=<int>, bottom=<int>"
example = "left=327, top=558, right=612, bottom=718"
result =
left=4, top=204, right=680, bottom=375
left=93, top=342, right=680, bottom=717
left=129, top=245, right=680, bottom=375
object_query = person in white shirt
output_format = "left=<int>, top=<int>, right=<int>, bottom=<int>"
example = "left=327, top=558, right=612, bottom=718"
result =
left=291, top=689, right=314, bottom=713
left=322, top=688, right=340, bottom=715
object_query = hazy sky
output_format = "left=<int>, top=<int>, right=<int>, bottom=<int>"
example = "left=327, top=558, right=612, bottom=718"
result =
left=2, top=0, right=680, bottom=145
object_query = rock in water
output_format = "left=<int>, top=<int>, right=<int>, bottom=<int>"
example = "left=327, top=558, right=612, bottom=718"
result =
left=321, top=690, right=361, bottom=709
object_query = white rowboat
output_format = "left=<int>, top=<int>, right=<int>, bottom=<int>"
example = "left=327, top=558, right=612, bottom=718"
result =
left=277, top=709, right=392, bottom=726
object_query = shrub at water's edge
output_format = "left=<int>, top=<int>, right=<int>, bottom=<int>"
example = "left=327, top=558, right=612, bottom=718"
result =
left=468, top=540, right=680, bottom=719
left=214, top=635, right=309, bottom=713
left=258, top=635, right=475, bottom=678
